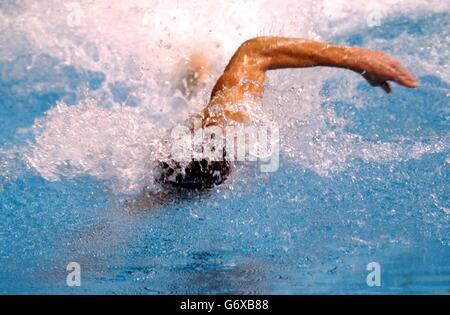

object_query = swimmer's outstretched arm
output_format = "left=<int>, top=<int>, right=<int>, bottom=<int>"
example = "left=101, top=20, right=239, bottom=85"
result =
left=202, top=36, right=417, bottom=125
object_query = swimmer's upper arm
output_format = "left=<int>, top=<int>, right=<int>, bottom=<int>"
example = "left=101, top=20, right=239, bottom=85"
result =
left=202, top=38, right=273, bottom=125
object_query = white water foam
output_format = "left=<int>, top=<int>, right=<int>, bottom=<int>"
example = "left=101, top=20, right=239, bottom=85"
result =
left=23, top=99, right=164, bottom=194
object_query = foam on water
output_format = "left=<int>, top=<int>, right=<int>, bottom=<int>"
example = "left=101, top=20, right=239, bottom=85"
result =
left=23, top=98, right=163, bottom=194
left=1, top=0, right=449, bottom=195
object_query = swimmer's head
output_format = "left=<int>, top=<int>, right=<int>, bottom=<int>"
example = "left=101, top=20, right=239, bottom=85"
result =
left=157, top=157, right=230, bottom=190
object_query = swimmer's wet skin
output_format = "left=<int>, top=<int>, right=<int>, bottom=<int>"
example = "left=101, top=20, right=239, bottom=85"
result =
left=158, top=36, right=418, bottom=190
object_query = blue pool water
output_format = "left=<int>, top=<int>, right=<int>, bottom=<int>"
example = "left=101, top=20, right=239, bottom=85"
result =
left=0, top=2, right=449, bottom=294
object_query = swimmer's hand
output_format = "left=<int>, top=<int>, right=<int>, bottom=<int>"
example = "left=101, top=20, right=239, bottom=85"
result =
left=354, top=49, right=418, bottom=93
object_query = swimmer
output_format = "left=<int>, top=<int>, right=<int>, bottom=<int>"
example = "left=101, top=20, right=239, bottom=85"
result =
left=156, top=36, right=417, bottom=191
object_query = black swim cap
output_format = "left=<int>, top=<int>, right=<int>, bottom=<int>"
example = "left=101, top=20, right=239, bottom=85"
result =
left=158, top=154, right=230, bottom=190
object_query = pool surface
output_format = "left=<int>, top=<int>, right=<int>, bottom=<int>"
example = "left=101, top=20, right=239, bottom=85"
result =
left=0, top=0, right=449, bottom=294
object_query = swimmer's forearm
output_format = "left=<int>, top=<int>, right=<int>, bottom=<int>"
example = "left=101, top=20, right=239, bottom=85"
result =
left=297, top=42, right=369, bottom=71
left=242, top=37, right=388, bottom=72
left=237, top=37, right=360, bottom=70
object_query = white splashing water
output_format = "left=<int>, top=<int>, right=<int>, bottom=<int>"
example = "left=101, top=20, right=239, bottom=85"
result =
left=0, top=0, right=448, bottom=194
left=23, top=99, right=164, bottom=193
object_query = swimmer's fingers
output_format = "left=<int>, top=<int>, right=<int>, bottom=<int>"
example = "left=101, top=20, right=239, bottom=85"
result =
left=380, top=81, right=392, bottom=93
left=385, top=57, right=418, bottom=88
left=360, top=51, right=418, bottom=93
left=363, top=72, right=392, bottom=93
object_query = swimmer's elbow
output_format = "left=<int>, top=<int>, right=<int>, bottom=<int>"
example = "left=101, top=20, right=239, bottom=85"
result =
left=230, top=37, right=275, bottom=70
left=240, top=36, right=271, bottom=47
left=235, top=36, right=316, bottom=70
left=238, top=36, right=282, bottom=55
